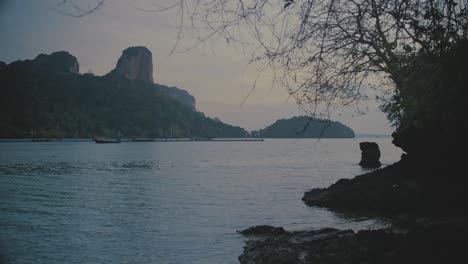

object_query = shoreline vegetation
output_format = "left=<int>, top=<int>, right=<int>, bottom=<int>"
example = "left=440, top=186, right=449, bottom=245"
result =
left=0, top=138, right=266, bottom=143
left=0, top=132, right=388, bottom=142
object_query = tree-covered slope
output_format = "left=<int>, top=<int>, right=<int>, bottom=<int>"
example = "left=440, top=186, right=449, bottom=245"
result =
left=254, top=116, right=355, bottom=138
left=0, top=52, right=248, bottom=138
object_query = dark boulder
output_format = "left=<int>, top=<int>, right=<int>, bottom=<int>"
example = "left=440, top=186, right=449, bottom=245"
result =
left=302, top=158, right=468, bottom=216
left=238, top=224, right=468, bottom=264
left=239, top=225, right=286, bottom=236
left=359, top=142, right=381, bottom=168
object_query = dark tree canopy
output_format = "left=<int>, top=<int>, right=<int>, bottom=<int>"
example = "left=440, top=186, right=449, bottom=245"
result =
left=0, top=53, right=249, bottom=139
left=253, top=116, right=355, bottom=138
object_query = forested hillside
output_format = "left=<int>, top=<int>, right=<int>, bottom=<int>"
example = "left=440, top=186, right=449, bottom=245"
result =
left=0, top=50, right=248, bottom=138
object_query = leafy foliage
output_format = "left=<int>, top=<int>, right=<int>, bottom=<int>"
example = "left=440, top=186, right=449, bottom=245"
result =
left=381, top=39, right=468, bottom=127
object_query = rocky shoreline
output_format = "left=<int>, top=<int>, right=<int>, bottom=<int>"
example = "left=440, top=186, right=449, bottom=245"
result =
left=238, top=222, right=468, bottom=264
left=237, top=154, right=468, bottom=263
left=301, top=157, right=468, bottom=216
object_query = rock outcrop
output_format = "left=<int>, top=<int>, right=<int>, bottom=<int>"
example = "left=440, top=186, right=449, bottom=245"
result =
left=359, top=142, right=381, bottom=168
left=108, top=46, right=154, bottom=83
left=302, top=158, right=468, bottom=216
left=238, top=224, right=468, bottom=264
left=105, top=46, right=197, bottom=110
left=238, top=225, right=285, bottom=236
left=6, top=51, right=79, bottom=74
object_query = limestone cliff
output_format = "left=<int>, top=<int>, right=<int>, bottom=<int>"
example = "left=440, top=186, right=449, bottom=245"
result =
left=108, top=46, right=153, bottom=83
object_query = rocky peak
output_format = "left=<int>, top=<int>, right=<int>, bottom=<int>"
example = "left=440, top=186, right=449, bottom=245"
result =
left=34, top=51, right=79, bottom=74
left=110, top=46, right=154, bottom=83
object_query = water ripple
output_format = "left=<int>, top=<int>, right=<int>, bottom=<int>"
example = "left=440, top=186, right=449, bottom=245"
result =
left=0, top=138, right=402, bottom=264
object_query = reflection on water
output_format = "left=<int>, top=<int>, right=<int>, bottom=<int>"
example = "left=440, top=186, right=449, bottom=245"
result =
left=0, top=138, right=402, bottom=264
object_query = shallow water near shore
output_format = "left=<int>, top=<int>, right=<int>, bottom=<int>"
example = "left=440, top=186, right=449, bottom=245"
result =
left=0, top=138, right=402, bottom=264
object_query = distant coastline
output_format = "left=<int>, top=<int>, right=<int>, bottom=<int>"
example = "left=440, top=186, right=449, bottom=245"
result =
left=0, top=138, right=266, bottom=143
left=252, top=116, right=355, bottom=138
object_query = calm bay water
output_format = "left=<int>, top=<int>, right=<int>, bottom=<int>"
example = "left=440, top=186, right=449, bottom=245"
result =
left=0, top=138, right=402, bottom=264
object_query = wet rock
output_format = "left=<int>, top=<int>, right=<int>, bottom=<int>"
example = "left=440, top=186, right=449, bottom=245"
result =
left=238, top=224, right=468, bottom=264
left=302, top=159, right=468, bottom=216
left=238, top=228, right=349, bottom=264
left=302, top=161, right=422, bottom=213
left=238, top=225, right=285, bottom=236
left=359, top=142, right=381, bottom=168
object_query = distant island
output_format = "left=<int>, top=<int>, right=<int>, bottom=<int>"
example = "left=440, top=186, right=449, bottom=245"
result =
left=252, top=116, right=355, bottom=138
left=0, top=47, right=248, bottom=139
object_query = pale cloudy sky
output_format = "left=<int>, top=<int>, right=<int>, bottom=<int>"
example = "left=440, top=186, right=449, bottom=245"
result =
left=0, top=0, right=394, bottom=134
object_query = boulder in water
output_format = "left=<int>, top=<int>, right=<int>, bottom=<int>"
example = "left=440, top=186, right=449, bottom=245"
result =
left=238, top=225, right=285, bottom=236
left=359, top=142, right=381, bottom=168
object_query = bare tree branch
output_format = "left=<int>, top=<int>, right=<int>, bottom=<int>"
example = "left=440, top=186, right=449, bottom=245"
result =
left=54, top=0, right=104, bottom=17
left=55, top=0, right=468, bottom=123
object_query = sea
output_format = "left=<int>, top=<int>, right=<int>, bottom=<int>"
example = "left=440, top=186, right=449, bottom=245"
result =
left=0, top=137, right=402, bottom=264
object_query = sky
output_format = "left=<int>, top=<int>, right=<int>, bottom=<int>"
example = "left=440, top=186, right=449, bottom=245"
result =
left=0, top=0, right=395, bottom=134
